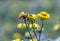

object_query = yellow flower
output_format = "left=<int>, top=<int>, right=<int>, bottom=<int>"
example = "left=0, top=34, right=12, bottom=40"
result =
left=13, top=33, right=20, bottom=39
left=30, top=39, right=36, bottom=41
left=26, top=14, right=37, bottom=22
left=17, top=23, right=26, bottom=29
left=37, top=11, right=50, bottom=20
left=19, top=12, right=27, bottom=19
left=53, top=24, right=60, bottom=31
left=29, top=23, right=38, bottom=29
left=12, top=39, right=21, bottom=41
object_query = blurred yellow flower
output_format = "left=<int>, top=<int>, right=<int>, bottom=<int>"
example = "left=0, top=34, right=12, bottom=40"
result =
left=30, top=39, right=36, bottom=41
left=17, top=23, right=26, bottom=29
left=37, top=11, right=50, bottom=20
left=13, top=33, right=20, bottom=39
left=53, top=24, right=60, bottom=31
left=12, top=38, right=21, bottom=41
left=29, top=23, right=38, bottom=29
left=19, top=12, right=27, bottom=19
left=26, top=14, right=37, bottom=22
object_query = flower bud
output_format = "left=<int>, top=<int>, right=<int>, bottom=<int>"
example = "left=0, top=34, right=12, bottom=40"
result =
left=29, top=23, right=39, bottom=29
left=17, top=23, right=26, bottom=29
left=26, top=14, right=37, bottom=22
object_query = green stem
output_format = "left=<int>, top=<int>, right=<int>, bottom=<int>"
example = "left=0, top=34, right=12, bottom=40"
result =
left=39, top=20, right=43, bottom=41
left=24, top=19, right=33, bottom=41
left=32, top=22, right=38, bottom=41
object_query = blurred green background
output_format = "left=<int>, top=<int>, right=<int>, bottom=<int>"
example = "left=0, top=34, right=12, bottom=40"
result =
left=0, top=0, right=60, bottom=41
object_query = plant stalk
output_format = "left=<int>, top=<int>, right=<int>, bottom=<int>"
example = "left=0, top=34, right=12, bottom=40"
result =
left=39, top=20, right=44, bottom=41
left=24, top=19, right=33, bottom=41
left=32, top=22, right=38, bottom=41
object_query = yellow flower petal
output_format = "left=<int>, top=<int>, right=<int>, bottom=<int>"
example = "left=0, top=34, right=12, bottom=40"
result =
left=40, top=11, right=48, bottom=15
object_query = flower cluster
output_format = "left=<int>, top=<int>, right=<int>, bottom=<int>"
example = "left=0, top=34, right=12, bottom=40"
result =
left=12, top=11, right=50, bottom=41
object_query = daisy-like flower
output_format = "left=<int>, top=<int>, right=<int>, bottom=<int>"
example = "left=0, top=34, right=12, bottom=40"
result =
left=26, top=14, right=37, bottom=22
left=17, top=23, right=26, bottom=29
left=29, top=23, right=39, bottom=29
left=19, top=12, right=27, bottom=19
left=29, top=39, right=36, bottom=41
left=13, top=33, right=20, bottom=39
left=37, top=11, right=50, bottom=20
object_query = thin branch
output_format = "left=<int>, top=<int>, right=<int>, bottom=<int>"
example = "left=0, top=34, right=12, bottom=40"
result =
left=39, top=20, right=44, bottom=41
